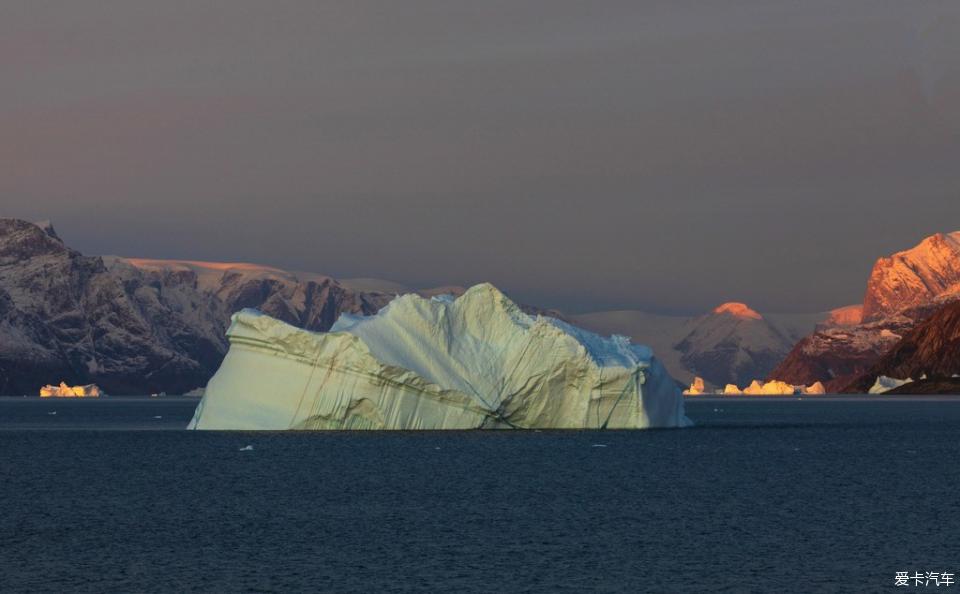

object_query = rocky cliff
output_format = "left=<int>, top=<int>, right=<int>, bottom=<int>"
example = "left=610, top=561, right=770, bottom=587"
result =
left=0, top=218, right=562, bottom=394
left=0, top=220, right=413, bottom=394
left=771, top=231, right=960, bottom=391
left=0, top=219, right=225, bottom=394
left=862, top=232, right=960, bottom=321
left=844, top=300, right=960, bottom=392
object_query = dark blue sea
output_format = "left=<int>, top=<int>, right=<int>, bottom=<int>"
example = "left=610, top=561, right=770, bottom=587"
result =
left=1, top=396, right=959, bottom=593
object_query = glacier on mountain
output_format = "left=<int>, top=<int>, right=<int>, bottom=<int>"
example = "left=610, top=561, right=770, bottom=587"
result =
left=187, top=284, right=690, bottom=430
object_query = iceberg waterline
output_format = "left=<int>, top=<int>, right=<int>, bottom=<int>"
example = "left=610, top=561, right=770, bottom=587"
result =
left=188, top=284, right=691, bottom=430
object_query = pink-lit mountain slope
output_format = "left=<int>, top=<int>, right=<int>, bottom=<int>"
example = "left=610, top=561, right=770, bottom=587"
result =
left=772, top=231, right=960, bottom=391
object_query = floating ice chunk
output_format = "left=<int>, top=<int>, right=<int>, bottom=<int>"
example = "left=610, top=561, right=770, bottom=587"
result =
left=683, top=377, right=706, bottom=395
left=238, top=445, right=254, bottom=451
left=39, top=382, right=103, bottom=398
left=868, top=375, right=914, bottom=394
left=742, top=380, right=797, bottom=395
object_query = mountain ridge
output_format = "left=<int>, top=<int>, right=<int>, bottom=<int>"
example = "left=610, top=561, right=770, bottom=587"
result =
left=862, top=231, right=960, bottom=321
left=772, top=230, right=960, bottom=390
left=0, top=218, right=564, bottom=393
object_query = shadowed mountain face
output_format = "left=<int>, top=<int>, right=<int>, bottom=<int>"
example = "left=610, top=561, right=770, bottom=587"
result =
left=0, top=219, right=225, bottom=394
left=0, top=219, right=403, bottom=394
left=770, top=317, right=910, bottom=391
left=844, top=301, right=960, bottom=393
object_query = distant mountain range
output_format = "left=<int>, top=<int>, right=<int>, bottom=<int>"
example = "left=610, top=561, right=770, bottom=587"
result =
left=573, top=303, right=833, bottom=390
left=0, top=218, right=560, bottom=394
left=2, top=217, right=958, bottom=394
left=0, top=219, right=405, bottom=394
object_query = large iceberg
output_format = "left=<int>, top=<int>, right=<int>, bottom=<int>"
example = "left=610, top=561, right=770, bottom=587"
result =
left=188, top=284, right=690, bottom=430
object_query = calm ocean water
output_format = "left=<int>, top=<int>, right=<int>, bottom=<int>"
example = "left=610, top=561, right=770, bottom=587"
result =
left=1, top=396, right=959, bottom=593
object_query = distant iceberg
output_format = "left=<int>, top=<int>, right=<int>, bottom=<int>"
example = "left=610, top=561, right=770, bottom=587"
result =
left=742, top=379, right=795, bottom=395
left=683, top=376, right=707, bottom=395
left=188, top=284, right=690, bottom=430
left=868, top=375, right=914, bottom=394
left=39, top=382, right=103, bottom=398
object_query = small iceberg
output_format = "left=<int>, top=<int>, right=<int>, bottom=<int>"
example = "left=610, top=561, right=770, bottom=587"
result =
left=39, top=382, right=103, bottom=398
left=868, top=375, right=914, bottom=394
left=239, top=445, right=254, bottom=451
left=743, top=380, right=796, bottom=395
left=683, top=376, right=706, bottom=395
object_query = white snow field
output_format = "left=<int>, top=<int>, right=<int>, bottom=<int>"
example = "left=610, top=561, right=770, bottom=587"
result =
left=188, top=284, right=691, bottom=430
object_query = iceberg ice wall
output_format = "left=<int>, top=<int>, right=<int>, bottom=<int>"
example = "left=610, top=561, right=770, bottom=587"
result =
left=188, top=284, right=690, bottom=430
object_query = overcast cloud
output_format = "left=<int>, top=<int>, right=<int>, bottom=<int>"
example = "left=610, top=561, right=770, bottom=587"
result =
left=2, top=1, right=959, bottom=313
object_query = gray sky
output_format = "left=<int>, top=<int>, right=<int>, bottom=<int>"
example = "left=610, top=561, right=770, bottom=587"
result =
left=3, top=1, right=960, bottom=314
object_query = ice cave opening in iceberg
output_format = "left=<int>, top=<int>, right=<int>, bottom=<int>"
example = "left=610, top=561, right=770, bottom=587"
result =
left=187, top=283, right=691, bottom=430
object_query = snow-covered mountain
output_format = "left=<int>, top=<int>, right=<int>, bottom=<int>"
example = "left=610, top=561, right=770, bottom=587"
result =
left=0, top=219, right=227, bottom=395
left=772, top=231, right=960, bottom=391
left=573, top=303, right=829, bottom=389
left=0, top=218, right=564, bottom=394
left=0, top=219, right=439, bottom=394
left=14, top=214, right=944, bottom=396
left=107, top=258, right=398, bottom=334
